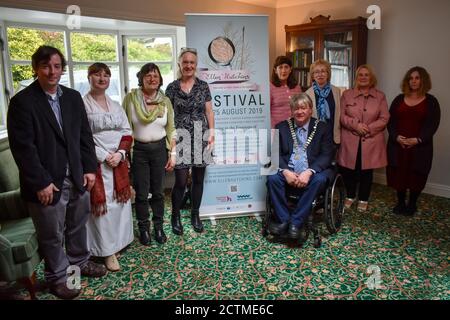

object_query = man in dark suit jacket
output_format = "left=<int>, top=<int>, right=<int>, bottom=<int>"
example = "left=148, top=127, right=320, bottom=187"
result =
left=7, top=46, right=106, bottom=299
left=267, top=93, right=334, bottom=239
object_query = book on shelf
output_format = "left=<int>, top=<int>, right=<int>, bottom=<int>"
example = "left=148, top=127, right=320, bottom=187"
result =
left=292, top=50, right=312, bottom=68
left=293, top=69, right=311, bottom=89
left=327, top=47, right=350, bottom=66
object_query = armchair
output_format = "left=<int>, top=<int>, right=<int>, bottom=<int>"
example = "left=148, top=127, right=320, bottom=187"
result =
left=0, top=139, right=41, bottom=299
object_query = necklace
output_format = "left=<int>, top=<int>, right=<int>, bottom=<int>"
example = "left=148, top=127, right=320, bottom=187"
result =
left=143, top=90, right=158, bottom=105
left=181, top=79, right=194, bottom=94
left=288, top=118, right=319, bottom=159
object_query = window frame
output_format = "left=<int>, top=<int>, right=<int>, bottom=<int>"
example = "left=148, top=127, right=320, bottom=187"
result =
left=121, top=30, right=177, bottom=94
left=0, top=22, right=9, bottom=136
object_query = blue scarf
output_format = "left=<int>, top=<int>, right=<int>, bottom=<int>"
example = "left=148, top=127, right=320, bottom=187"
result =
left=312, top=81, right=331, bottom=121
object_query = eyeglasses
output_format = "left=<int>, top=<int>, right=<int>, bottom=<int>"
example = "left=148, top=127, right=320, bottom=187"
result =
left=180, top=47, right=197, bottom=55
left=313, top=70, right=328, bottom=75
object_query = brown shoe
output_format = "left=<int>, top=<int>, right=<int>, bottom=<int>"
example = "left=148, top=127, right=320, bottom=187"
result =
left=50, top=282, right=81, bottom=300
left=105, top=254, right=120, bottom=272
left=357, top=200, right=368, bottom=212
left=344, top=197, right=355, bottom=209
left=80, top=261, right=107, bottom=277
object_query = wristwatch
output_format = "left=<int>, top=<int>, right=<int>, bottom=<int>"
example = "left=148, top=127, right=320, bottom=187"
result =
left=118, top=150, right=126, bottom=161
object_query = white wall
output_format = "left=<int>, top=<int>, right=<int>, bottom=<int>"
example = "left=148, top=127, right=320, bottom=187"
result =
left=277, top=0, right=450, bottom=197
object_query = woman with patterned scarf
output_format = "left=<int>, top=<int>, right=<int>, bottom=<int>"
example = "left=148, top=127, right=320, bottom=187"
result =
left=305, top=59, right=342, bottom=147
left=84, top=63, right=134, bottom=272
left=123, top=63, right=176, bottom=246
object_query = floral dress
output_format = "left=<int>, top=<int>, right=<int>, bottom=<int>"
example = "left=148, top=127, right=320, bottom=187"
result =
left=165, top=77, right=213, bottom=169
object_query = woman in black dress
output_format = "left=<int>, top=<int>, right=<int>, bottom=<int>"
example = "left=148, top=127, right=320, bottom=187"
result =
left=387, top=66, right=440, bottom=215
left=165, top=48, right=215, bottom=234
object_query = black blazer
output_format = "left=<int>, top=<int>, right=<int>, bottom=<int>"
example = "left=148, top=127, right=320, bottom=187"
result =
left=7, top=80, right=97, bottom=204
left=387, top=93, right=441, bottom=176
left=276, top=117, right=334, bottom=173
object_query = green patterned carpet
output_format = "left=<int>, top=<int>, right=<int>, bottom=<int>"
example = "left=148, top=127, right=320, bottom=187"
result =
left=3, top=184, right=450, bottom=300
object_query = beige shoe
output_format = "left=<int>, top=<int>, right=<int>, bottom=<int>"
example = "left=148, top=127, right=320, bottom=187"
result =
left=344, top=198, right=355, bottom=209
left=105, top=254, right=120, bottom=272
left=357, top=200, right=368, bottom=212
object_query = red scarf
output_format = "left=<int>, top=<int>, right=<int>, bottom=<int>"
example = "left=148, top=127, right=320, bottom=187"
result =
left=91, top=135, right=133, bottom=216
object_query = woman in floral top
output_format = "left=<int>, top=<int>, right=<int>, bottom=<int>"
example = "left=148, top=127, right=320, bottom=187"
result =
left=165, top=48, right=215, bottom=235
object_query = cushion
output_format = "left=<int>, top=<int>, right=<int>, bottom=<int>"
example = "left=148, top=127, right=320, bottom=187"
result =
left=0, top=217, right=39, bottom=263
left=0, top=139, right=20, bottom=192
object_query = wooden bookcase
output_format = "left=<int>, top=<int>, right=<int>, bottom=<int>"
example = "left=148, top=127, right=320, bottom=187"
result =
left=285, top=15, right=368, bottom=91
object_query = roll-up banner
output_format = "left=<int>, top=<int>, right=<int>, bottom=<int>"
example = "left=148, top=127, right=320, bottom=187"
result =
left=185, top=14, right=272, bottom=219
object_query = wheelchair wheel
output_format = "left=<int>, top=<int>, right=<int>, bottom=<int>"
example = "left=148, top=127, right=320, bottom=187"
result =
left=324, top=173, right=345, bottom=234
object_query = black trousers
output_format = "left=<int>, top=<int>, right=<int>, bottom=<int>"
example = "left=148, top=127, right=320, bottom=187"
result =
left=132, top=139, right=167, bottom=230
left=340, top=140, right=373, bottom=202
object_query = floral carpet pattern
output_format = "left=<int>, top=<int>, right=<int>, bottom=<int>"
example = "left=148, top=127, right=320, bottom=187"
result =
left=3, top=184, right=450, bottom=300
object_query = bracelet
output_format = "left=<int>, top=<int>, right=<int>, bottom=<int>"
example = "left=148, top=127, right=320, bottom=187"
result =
left=170, top=151, right=176, bottom=155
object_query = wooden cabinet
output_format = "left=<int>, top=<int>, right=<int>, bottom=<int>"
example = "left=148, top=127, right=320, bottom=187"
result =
left=285, top=15, right=368, bottom=91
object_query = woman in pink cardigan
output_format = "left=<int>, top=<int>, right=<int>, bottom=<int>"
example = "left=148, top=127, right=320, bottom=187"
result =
left=337, top=65, right=390, bottom=212
left=270, top=55, right=302, bottom=128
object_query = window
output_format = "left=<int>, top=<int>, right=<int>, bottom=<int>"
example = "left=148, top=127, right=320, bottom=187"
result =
left=70, top=32, right=121, bottom=102
left=7, top=26, right=65, bottom=93
left=125, top=35, right=174, bottom=92
left=0, top=9, right=184, bottom=136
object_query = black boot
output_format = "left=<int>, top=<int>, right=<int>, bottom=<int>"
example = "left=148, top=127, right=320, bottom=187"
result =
left=154, top=225, right=167, bottom=244
left=171, top=212, right=183, bottom=235
left=138, top=220, right=151, bottom=246
left=191, top=210, right=204, bottom=233
left=393, top=190, right=407, bottom=215
left=139, top=228, right=151, bottom=246
left=405, top=191, right=420, bottom=216
left=393, top=202, right=407, bottom=215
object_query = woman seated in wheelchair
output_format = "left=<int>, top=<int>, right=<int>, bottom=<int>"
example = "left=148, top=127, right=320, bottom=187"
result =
left=267, top=93, right=335, bottom=239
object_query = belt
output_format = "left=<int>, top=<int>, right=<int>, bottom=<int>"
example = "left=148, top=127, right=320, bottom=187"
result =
left=135, top=138, right=165, bottom=144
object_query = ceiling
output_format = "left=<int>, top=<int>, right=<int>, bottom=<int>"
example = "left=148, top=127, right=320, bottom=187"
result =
left=234, top=0, right=329, bottom=8
left=0, top=7, right=180, bottom=31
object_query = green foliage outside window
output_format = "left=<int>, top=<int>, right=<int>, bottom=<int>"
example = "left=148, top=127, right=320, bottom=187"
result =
left=71, top=33, right=117, bottom=62
left=127, top=38, right=172, bottom=62
left=7, top=27, right=173, bottom=92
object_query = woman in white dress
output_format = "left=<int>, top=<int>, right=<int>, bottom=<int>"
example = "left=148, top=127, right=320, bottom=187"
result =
left=83, top=63, right=134, bottom=271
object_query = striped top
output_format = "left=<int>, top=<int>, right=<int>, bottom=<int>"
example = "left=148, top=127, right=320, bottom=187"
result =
left=270, top=83, right=302, bottom=128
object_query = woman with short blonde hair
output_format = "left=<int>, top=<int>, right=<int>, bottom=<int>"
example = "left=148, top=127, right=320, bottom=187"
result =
left=306, top=59, right=341, bottom=145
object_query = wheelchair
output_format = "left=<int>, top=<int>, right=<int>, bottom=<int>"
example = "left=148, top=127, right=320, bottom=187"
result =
left=262, top=166, right=345, bottom=248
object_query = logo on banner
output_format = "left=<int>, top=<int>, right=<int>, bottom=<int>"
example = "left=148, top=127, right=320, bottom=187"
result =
left=198, top=23, right=258, bottom=91
left=216, top=196, right=233, bottom=202
left=237, top=194, right=253, bottom=201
